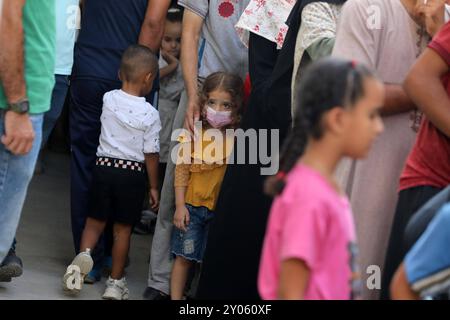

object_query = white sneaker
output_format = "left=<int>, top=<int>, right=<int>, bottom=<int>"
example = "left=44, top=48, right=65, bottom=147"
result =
left=102, top=276, right=129, bottom=300
left=62, top=249, right=94, bottom=294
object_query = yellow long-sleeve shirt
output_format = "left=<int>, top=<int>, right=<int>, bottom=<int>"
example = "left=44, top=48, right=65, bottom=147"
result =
left=174, top=131, right=234, bottom=211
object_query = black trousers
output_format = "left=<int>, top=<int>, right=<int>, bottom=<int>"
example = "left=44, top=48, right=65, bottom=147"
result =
left=380, top=185, right=442, bottom=299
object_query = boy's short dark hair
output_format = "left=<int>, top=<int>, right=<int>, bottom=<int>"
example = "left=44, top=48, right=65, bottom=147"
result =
left=167, top=6, right=184, bottom=23
left=120, top=45, right=158, bottom=82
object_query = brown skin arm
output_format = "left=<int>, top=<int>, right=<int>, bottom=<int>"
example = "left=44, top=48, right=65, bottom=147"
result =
left=390, top=263, right=420, bottom=300
left=173, top=186, right=190, bottom=232
left=278, top=259, right=310, bottom=300
left=0, top=0, right=27, bottom=103
left=159, top=62, right=178, bottom=79
left=145, top=153, right=160, bottom=211
left=138, top=0, right=171, bottom=53
left=380, top=84, right=416, bottom=116
left=180, top=9, right=204, bottom=133
left=404, top=47, right=450, bottom=138
left=159, top=52, right=178, bottom=79
left=0, top=0, right=36, bottom=156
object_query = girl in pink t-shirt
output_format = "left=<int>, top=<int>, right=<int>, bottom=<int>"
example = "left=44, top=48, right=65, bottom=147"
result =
left=259, top=57, right=385, bottom=300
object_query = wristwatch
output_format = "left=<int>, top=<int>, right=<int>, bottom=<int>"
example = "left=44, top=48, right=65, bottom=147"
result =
left=7, top=98, right=30, bottom=114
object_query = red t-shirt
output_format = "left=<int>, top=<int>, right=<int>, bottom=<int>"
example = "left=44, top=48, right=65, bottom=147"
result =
left=399, top=22, right=450, bottom=191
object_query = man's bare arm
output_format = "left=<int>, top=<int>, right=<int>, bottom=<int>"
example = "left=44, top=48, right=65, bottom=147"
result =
left=380, top=84, right=416, bottom=116
left=0, top=0, right=36, bottom=156
left=0, top=0, right=27, bottom=103
left=180, top=9, right=204, bottom=133
left=138, top=0, right=171, bottom=53
left=404, top=48, right=450, bottom=137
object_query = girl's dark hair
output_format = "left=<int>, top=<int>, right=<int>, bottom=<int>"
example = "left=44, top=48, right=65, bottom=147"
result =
left=167, top=5, right=184, bottom=23
left=199, top=71, right=245, bottom=129
left=265, top=57, right=377, bottom=197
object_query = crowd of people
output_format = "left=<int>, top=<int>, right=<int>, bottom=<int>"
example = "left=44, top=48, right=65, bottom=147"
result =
left=0, top=0, right=449, bottom=300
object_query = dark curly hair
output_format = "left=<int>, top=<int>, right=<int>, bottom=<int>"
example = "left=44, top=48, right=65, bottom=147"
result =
left=265, top=57, right=377, bottom=197
left=199, top=71, right=244, bottom=129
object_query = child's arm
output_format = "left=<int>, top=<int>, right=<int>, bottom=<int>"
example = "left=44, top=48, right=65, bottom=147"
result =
left=173, top=162, right=191, bottom=232
left=159, top=52, right=179, bottom=79
left=174, top=185, right=190, bottom=232
left=390, top=263, right=420, bottom=300
left=278, top=259, right=310, bottom=300
left=144, top=153, right=160, bottom=211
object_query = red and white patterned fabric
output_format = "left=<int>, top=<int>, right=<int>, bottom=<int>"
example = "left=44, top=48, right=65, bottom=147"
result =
left=235, top=0, right=297, bottom=49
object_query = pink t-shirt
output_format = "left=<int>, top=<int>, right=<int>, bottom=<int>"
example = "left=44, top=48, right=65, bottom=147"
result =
left=258, top=164, right=360, bottom=300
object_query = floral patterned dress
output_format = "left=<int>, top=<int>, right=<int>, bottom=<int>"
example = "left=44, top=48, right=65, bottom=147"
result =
left=235, top=0, right=297, bottom=49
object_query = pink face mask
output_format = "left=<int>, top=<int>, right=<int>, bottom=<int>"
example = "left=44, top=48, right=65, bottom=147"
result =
left=206, top=106, right=232, bottom=128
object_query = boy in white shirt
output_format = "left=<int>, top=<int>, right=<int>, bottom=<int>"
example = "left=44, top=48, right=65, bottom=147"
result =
left=62, top=45, right=161, bottom=300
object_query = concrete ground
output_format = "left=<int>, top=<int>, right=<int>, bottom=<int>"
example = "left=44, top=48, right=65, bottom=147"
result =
left=0, top=151, right=153, bottom=300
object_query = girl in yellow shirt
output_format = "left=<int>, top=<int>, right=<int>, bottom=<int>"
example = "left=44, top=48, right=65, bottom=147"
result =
left=170, top=72, right=244, bottom=300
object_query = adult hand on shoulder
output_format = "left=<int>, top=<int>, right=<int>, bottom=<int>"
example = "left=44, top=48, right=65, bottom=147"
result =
left=1, top=111, right=35, bottom=155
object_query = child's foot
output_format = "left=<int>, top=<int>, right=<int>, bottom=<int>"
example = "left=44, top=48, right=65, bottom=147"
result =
left=102, top=276, right=129, bottom=300
left=62, top=249, right=94, bottom=294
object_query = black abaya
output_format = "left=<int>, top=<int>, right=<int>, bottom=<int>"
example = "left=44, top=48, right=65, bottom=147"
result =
left=196, top=0, right=346, bottom=300
left=196, top=34, right=282, bottom=300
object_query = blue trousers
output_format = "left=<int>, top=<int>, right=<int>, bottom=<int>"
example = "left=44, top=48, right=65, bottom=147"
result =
left=42, top=74, right=70, bottom=146
left=0, top=112, right=43, bottom=263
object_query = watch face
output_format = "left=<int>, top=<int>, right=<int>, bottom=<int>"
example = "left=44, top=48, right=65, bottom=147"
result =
left=9, top=100, right=30, bottom=113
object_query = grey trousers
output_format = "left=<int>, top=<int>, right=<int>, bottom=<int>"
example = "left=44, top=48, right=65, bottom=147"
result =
left=147, top=90, right=188, bottom=294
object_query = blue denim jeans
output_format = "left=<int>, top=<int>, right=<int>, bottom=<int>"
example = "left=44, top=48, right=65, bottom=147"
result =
left=171, top=205, right=215, bottom=263
left=0, top=111, right=43, bottom=263
left=41, top=74, right=70, bottom=147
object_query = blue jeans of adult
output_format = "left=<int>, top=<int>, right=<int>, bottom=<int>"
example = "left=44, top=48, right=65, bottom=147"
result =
left=6, top=75, right=70, bottom=259
left=0, top=111, right=43, bottom=263
left=41, top=74, right=70, bottom=147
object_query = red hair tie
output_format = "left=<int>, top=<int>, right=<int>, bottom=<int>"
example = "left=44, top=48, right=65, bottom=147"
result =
left=276, top=171, right=286, bottom=180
